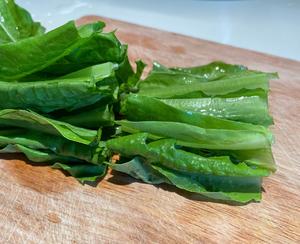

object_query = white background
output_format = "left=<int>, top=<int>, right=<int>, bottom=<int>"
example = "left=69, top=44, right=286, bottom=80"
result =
left=17, top=0, right=300, bottom=61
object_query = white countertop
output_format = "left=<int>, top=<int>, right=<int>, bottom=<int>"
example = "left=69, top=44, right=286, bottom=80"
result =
left=17, top=0, right=300, bottom=61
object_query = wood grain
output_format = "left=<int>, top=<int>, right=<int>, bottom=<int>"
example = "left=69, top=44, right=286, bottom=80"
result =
left=0, top=16, right=299, bottom=243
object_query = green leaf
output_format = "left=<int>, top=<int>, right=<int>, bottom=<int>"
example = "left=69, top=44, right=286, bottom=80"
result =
left=77, top=21, right=105, bottom=37
left=152, top=165, right=262, bottom=203
left=139, top=73, right=274, bottom=98
left=0, top=129, right=104, bottom=163
left=0, top=144, right=66, bottom=162
left=0, top=0, right=45, bottom=44
left=0, top=63, right=118, bottom=113
left=0, top=21, right=86, bottom=80
left=107, top=133, right=270, bottom=177
left=121, top=94, right=272, bottom=137
left=52, top=162, right=107, bottom=183
left=106, top=133, right=149, bottom=156
left=153, top=61, right=248, bottom=80
left=111, top=156, right=166, bottom=184
left=115, top=48, right=134, bottom=84
left=58, top=104, right=115, bottom=128
left=120, top=60, right=146, bottom=93
left=118, top=120, right=272, bottom=150
left=106, top=134, right=263, bottom=203
left=138, top=62, right=277, bottom=99
left=26, top=132, right=103, bottom=163
left=130, top=60, right=147, bottom=85
left=148, top=139, right=269, bottom=177
left=0, top=136, right=107, bottom=183
left=0, top=128, right=47, bottom=149
left=0, top=109, right=98, bottom=145
left=43, top=31, right=130, bottom=78
left=106, top=133, right=263, bottom=202
left=232, top=148, right=276, bottom=172
left=161, top=96, right=273, bottom=126
left=183, top=147, right=276, bottom=172
left=59, top=61, right=117, bottom=79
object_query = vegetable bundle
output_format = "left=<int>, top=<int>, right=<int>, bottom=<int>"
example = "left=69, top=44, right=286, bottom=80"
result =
left=0, top=0, right=277, bottom=204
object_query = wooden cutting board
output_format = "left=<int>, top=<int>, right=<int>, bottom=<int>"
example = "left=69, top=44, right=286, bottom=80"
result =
left=0, top=16, right=299, bottom=243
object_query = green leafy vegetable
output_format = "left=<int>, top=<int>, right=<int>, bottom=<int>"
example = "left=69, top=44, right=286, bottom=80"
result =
left=43, top=30, right=130, bottom=79
left=139, top=73, right=273, bottom=98
left=138, top=62, right=277, bottom=99
left=0, top=0, right=277, bottom=204
left=0, top=63, right=118, bottom=113
left=147, top=139, right=269, bottom=177
left=118, top=120, right=272, bottom=150
left=0, top=129, right=104, bottom=163
left=106, top=132, right=149, bottom=156
left=0, top=0, right=44, bottom=43
left=120, top=60, right=147, bottom=93
left=231, top=148, right=276, bottom=172
left=76, top=21, right=105, bottom=37
left=0, top=21, right=84, bottom=80
left=152, top=165, right=262, bottom=203
left=121, top=94, right=272, bottom=137
left=0, top=144, right=64, bottom=162
left=111, top=156, right=166, bottom=184
left=153, top=61, right=248, bottom=79
left=107, top=133, right=265, bottom=202
left=59, top=104, right=115, bottom=128
left=0, top=109, right=99, bottom=145
left=53, top=162, right=107, bottom=183
left=107, top=133, right=270, bottom=176
left=0, top=128, right=47, bottom=149
left=161, top=96, right=273, bottom=126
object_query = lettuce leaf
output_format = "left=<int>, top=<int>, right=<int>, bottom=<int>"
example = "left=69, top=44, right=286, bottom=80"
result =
left=106, top=133, right=270, bottom=176
left=152, top=165, right=262, bottom=203
left=106, top=133, right=264, bottom=203
left=52, top=162, right=107, bottom=183
left=161, top=96, right=273, bottom=126
left=43, top=30, right=131, bottom=80
left=0, top=141, right=107, bottom=183
left=111, top=156, right=166, bottom=184
left=152, top=61, right=248, bottom=79
left=0, top=109, right=99, bottom=145
left=0, top=143, right=69, bottom=162
left=0, top=0, right=45, bottom=43
left=118, top=120, right=272, bottom=150
left=0, top=129, right=104, bottom=163
left=139, top=62, right=277, bottom=99
left=0, top=21, right=84, bottom=80
left=58, top=104, right=115, bottom=128
left=121, top=94, right=272, bottom=138
left=0, top=63, right=118, bottom=113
